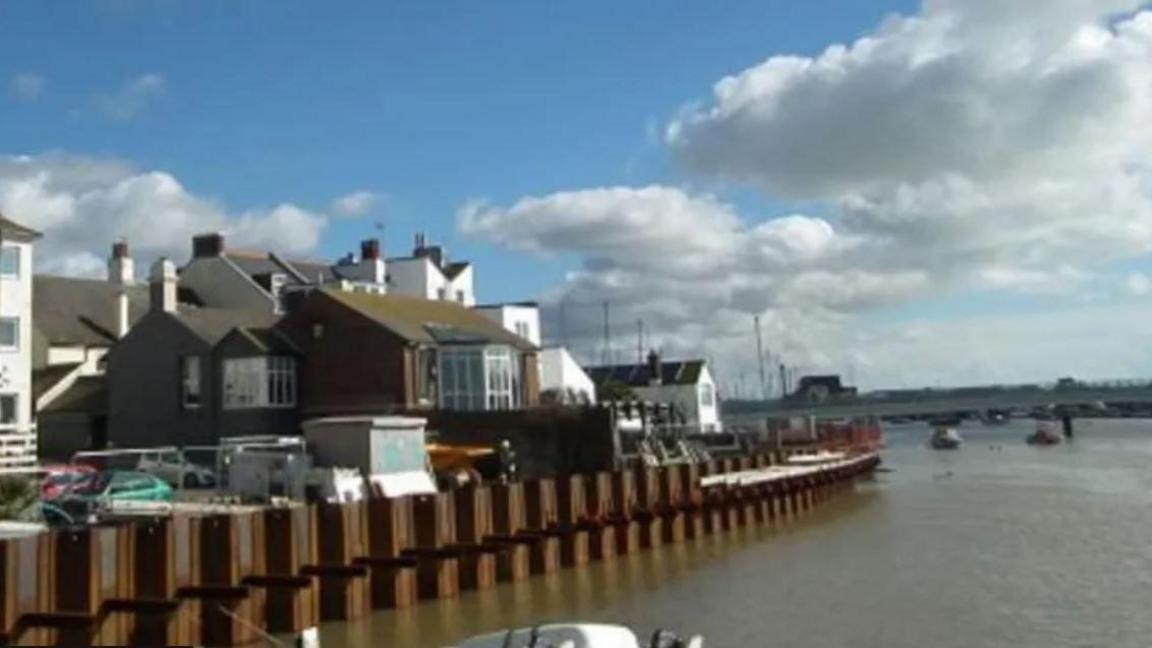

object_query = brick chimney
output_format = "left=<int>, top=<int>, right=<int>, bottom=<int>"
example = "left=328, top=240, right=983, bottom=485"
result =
left=192, top=233, right=224, bottom=259
left=149, top=258, right=178, bottom=314
left=361, top=238, right=380, bottom=261
left=341, top=238, right=385, bottom=286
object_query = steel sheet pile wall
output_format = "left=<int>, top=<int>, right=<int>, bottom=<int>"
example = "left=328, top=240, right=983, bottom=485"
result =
left=0, top=452, right=879, bottom=646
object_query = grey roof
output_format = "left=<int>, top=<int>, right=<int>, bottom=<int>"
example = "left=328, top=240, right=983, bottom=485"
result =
left=33, top=363, right=81, bottom=401
left=0, top=214, right=42, bottom=242
left=34, top=275, right=150, bottom=346
left=586, top=360, right=706, bottom=387
left=173, top=307, right=281, bottom=345
left=41, top=376, right=106, bottom=415
left=443, top=261, right=471, bottom=280
left=225, top=251, right=344, bottom=288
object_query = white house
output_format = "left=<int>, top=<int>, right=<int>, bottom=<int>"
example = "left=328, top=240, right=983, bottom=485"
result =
left=0, top=215, right=41, bottom=467
left=587, top=352, right=721, bottom=433
left=539, top=347, right=597, bottom=405
left=387, top=234, right=475, bottom=306
left=475, top=302, right=541, bottom=346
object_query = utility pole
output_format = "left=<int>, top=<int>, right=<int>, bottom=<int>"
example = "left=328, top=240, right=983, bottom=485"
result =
left=601, top=301, right=610, bottom=365
left=754, top=316, right=767, bottom=400
left=636, top=319, right=644, bottom=364
left=779, top=363, right=788, bottom=398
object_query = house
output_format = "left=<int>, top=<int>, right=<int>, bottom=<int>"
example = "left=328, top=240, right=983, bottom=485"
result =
left=539, top=347, right=597, bottom=405
left=106, top=259, right=296, bottom=448
left=475, top=302, right=541, bottom=346
left=32, top=242, right=150, bottom=458
left=0, top=214, right=41, bottom=467
left=386, top=233, right=475, bottom=306
left=587, top=351, right=721, bottom=433
left=178, top=232, right=387, bottom=314
left=277, top=289, right=538, bottom=417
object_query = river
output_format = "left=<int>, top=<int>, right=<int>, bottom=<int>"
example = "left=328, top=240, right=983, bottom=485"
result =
left=314, top=418, right=1152, bottom=648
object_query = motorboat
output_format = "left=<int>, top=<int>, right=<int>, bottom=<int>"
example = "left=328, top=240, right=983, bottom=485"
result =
left=929, top=427, right=962, bottom=450
left=1026, top=424, right=1062, bottom=446
left=454, top=623, right=703, bottom=648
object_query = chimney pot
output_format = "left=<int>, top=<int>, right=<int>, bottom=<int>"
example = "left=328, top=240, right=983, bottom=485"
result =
left=108, top=240, right=135, bottom=285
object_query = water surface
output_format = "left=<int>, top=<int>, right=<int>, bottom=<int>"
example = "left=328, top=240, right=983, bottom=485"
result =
left=316, top=419, right=1152, bottom=648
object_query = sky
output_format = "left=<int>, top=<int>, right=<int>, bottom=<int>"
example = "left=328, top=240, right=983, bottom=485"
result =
left=3, top=0, right=1152, bottom=392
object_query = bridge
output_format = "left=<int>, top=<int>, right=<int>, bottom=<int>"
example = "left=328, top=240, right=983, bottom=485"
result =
left=722, top=380, right=1152, bottom=422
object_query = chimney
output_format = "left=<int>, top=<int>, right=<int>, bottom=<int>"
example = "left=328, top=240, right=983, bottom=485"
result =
left=646, top=349, right=662, bottom=387
left=192, top=233, right=224, bottom=259
left=115, top=289, right=130, bottom=338
left=107, top=240, right=135, bottom=285
left=149, top=258, right=178, bottom=314
left=360, top=238, right=381, bottom=261
left=339, top=238, right=387, bottom=286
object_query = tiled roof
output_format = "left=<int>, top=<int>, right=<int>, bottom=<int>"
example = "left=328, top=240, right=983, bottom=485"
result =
left=225, top=251, right=345, bottom=287
left=0, top=213, right=42, bottom=242
left=586, top=360, right=706, bottom=387
left=442, top=261, right=471, bottom=280
left=33, top=276, right=150, bottom=346
left=321, top=290, right=536, bottom=351
left=32, top=364, right=81, bottom=401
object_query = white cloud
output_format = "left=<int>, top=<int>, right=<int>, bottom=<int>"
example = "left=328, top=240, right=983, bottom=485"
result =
left=10, top=74, right=45, bottom=102
left=464, top=2, right=1152, bottom=389
left=94, top=74, right=166, bottom=121
left=1126, top=271, right=1152, bottom=296
left=0, top=152, right=327, bottom=276
left=330, top=190, right=381, bottom=218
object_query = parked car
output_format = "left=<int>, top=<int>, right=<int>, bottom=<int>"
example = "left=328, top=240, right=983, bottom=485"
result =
left=60, top=470, right=173, bottom=504
left=40, top=464, right=95, bottom=501
left=136, top=449, right=216, bottom=489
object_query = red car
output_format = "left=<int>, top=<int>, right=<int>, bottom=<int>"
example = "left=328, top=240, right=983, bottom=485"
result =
left=40, top=464, right=96, bottom=501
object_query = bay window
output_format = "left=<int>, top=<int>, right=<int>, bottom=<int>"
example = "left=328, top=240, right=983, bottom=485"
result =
left=223, top=356, right=296, bottom=409
left=439, top=346, right=522, bottom=411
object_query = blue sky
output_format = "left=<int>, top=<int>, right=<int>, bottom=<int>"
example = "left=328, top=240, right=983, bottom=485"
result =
left=4, top=0, right=1152, bottom=388
left=0, top=0, right=915, bottom=301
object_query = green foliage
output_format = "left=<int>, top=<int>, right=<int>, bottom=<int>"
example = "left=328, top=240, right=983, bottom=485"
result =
left=0, top=477, right=37, bottom=520
left=598, top=380, right=636, bottom=403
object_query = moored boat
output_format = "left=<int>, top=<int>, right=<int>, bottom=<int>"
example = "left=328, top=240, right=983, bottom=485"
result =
left=1026, top=424, right=1062, bottom=446
left=454, top=623, right=703, bottom=648
left=929, top=426, right=963, bottom=450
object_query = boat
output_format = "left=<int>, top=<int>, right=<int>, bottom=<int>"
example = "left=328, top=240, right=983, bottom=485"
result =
left=929, top=426, right=963, bottom=450
left=454, top=623, right=703, bottom=648
left=1026, top=424, right=1062, bottom=446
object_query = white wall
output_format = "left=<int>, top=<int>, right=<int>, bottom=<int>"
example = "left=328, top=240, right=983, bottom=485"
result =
left=448, top=265, right=475, bottom=307
left=695, top=366, right=721, bottom=432
left=540, top=347, right=596, bottom=404
left=631, top=364, right=723, bottom=433
left=0, top=239, right=36, bottom=465
left=476, top=304, right=541, bottom=346
left=389, top=257, right=441, bottom=300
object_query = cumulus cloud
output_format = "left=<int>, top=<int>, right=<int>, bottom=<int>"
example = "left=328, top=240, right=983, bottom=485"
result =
left=10, top=74, right=45, bottom=102
left=1126, top=271, right=1152, bottom=296
left=94, top=74, right=166, bottom=121
left=330, top=190, right=382, bottom=218
left=464, top=1, right=1152, bottom=388
left=0, top=152, right=327, bottom=276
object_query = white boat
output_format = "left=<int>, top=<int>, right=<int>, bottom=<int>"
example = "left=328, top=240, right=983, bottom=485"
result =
left=929, top=427, right=962, bottom=450
left=454, top=623, right=703, bottom=648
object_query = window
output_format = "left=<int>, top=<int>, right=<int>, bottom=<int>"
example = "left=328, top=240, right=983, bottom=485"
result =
left=223, top=356, right=296, bottom=409
left=181, top=356, right=202, bottom=409
left=0, top=318, right=18, bottom=350
left=439, top=346, right=521, bottom=411
left=700, top=383, right=715, bottom=408
left=416, top=348, right=437, bottom=404
left=437, top=287, right=447, bottom=301
left=0, top=395, right=15, bottom=426
left=0, top=245, right=19, bottom=278
left=456, top=290, right=465, bottom=303
left=515, top=321, right=530, bottom=339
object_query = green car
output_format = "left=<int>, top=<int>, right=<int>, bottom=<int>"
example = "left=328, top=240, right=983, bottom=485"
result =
left=63, top=470, right=173, bottom=504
